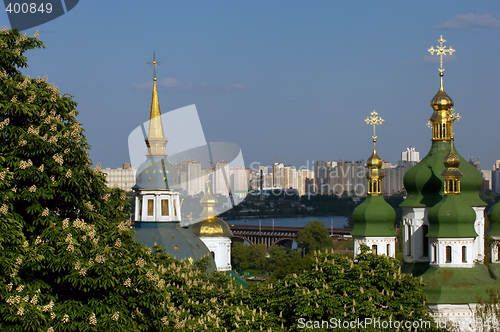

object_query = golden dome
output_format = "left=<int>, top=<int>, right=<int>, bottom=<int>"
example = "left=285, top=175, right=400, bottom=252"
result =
left=190, top=217, right=233, bottom=238
left=441, top=141, right=462, bottom=178
left=431, top=73, right=454, bottom=111
left=444, top=150, right=460, bottom=169
left=366, top=139, right=383, bottom=168
left=367, top=151, right=382, bottom=169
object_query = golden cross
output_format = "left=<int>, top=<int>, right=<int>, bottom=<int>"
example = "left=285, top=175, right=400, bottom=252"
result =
left=428, top=35, right=455, bottom=73
left=146, top=51, right=162, bottom=79
left=364, top=110, right=384, bottom=139
left=450, top=108, right=461, bottom=122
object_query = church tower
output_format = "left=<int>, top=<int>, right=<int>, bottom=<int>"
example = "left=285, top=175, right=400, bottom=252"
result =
left=132, top=53, right=214, bottom=269
left=427, top=140, right=478, bottom=267
left=400, top=37, right=497, bottom=321
left=352, top=111, right=397, bottom=258
left=400, top=36, right=486, bottom=265
left=190, top=183, right=233, bottom=271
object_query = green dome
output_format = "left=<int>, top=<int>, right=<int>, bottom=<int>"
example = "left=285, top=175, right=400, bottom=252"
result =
left=427, top=194, right=477, bottom=238
left=351, top=195, right=396, bottom=237
left=400, top=141, right=485, bottom=208
left=488, top=201, right=500, bottom=237
left=133, top=222, right=215, bottom=271
left=133, top=156, right=181, bottom=191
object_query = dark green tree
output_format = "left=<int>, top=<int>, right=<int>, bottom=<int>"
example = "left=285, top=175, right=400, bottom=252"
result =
left=296, top=220, right=334, bottom=255
left=231, top=241, right=251, bottom=271
left=251, top=247, right=445, bottom=331
left=267, top=245, right=288, bottom=271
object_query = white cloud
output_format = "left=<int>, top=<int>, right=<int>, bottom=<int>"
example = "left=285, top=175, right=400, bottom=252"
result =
left=132, top=77, right=247, bottom=92
left=435, top=13, right=500, bottom=29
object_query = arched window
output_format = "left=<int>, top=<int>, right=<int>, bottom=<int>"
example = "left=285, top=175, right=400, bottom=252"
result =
left=386, top=244, right=391, bottom=256
left=497, top=244, right=500, bottom=261
left=372, top=245, right=377, bottom=255
left=462, top=246, right=467, bottom=263
left=446, top=246, right=452, bottom=263
left=432, top=245, right=437, bottom=263
left=422, top=225, right=429, bottom=257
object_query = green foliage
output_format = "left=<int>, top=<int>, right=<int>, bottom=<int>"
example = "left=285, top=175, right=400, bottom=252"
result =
left=231, top=242, right=252, bottom=271
left=481, top=189, right=500, bottom=213
left=254, top=247, right=444, bottom=331
left=296, top=220, right=334, bottom=255
left=475, top=288, right=500, bottom=332
left=0, top=28, right=284, bottom=331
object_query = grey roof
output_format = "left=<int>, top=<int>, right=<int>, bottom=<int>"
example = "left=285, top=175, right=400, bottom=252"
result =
left=133, top=222, right=215, bottom=272
left=133, top=157, right=181, bottom=191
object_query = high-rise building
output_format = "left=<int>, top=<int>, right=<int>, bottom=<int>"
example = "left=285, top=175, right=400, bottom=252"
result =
left=468, top=159, right=481, bottom=171
left=481, top=170, right=492, bottom=191
left=328, top=160, right=366, bottom=196
left=230, top=166, right=249, bottom=199
left=272, top=162, right=284, bottom=188
left=314, top=160, right=334, bottom=195
left=177, top=160, right=205, bottom=196
left=297, top=169, right=315, bottom=196
left=214, top=161, right=230, bottom=196
left=401, top=147, right=420, bottom=162
left=102, top=162, right=137, bottom=191
left=493, top=169, right=500, bottom=194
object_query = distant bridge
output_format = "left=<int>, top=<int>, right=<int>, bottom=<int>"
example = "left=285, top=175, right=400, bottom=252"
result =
left=229, top=225, right=352, bottom=249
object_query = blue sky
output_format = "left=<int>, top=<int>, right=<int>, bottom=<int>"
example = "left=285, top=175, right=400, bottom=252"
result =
left=2, top=1, right=500, bottom=171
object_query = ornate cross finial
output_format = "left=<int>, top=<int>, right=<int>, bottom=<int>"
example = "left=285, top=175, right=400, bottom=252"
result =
left=365, top=110, right=384, bottom=139
left=146, top=51, right=162, bottom=79
left=428, top=35, right=455, bottom=73
left=450, top=108, right=461, bottom=122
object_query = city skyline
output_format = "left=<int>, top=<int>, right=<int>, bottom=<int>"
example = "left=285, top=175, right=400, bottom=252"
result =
left=2, top=1, right=500, bottom=170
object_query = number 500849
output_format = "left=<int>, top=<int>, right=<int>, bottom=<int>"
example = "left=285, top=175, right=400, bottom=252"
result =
left=5, top=3, right=53, bottom=14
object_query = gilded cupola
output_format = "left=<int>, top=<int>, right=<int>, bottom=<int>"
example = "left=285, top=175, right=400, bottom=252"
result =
left=351, top=111, right=396, bottom=238
left=190, top=184, right=233, bottom=238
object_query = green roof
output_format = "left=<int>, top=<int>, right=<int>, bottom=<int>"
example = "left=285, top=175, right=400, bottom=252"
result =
left=224, top=270, right=249, bottom=287
left=427, top=194, right=477, bottom=238
left=489, top=201, right=500, bottom=237
left=351, top=195, right=397, bottom=237
left=404, top=263, right=500, bottom=304
left=400, top=140, right=485, bottom=208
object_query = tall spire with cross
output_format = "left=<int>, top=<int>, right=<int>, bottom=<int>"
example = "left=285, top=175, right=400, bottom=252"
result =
left=364, top=110, right=385, bottom=195
left=145, top=52, right=168, bottom=157
left=428, top=35, right=455, bottom=74
left=427, top=37, right=461, bottom=141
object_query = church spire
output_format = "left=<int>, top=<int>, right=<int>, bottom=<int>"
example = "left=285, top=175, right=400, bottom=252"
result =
left=441, top=138, right=462, bottom=195
left=427, top=36, right=460, bottom=141
left=364, top=110, right=384, bottom=195
left=145, top=52, right=168, bottom=157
